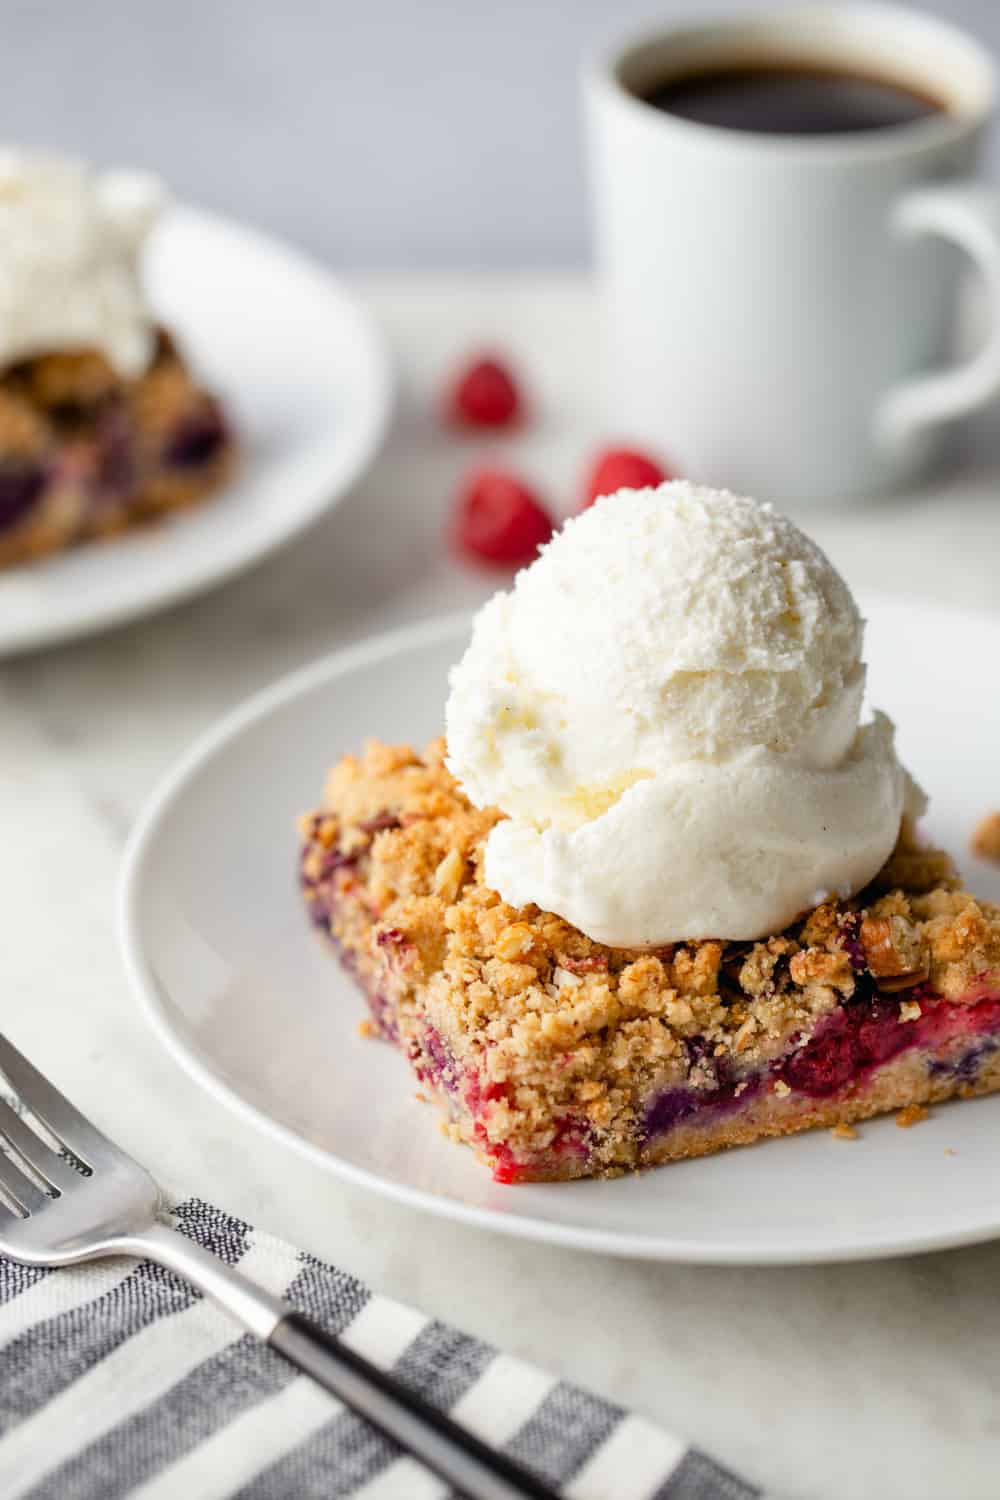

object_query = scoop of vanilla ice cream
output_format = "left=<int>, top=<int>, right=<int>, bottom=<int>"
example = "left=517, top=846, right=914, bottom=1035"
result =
left=0, top=150, right=164, bottom=377
left=445, top=482, right=910, bottom=947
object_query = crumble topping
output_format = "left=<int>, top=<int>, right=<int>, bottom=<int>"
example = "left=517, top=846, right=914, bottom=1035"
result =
left=301, top=740, right=1000, bottom=1176
left=0, top=387, right=49, bottom=454
left=11, top=347, right=120, bottom=410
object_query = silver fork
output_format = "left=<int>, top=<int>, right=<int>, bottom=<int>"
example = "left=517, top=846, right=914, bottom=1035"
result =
left=0, top=1033, right=557, bottom=1500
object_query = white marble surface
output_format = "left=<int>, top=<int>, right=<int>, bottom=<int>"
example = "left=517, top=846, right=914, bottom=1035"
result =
left=3, top=273, right=1000, bottom=1500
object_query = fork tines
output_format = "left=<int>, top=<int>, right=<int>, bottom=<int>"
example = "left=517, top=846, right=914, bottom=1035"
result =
left=0, top=1033, right=105, bottom=1216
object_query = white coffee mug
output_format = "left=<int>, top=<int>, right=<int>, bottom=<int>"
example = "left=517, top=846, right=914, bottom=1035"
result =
left=585, top=5, right=1000, bottom=503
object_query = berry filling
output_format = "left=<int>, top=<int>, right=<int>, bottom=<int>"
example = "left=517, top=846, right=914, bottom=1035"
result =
left=164, top=410, right=228, bottom=469
left=642, top=991, right=1000, bottom=1142
left=94, top=408, right=135, bottom=499
left=930, top=1036, right=1000, bottom=1082
left=409, top=1024, right=461, bottom=1096
left=644, top=1074, right=764, bottom=1138
left=366, top=991, right=400, bottom=1043
left=298, top=834, right=361, bottom=928
left=474, top=1113, right=591, bottom=1185
left=0, top=463, right=45, bottom=531
left=406, top=1022, right=590, bottom=1183
left=782, top=990, right=1000, bottom=1095
left=837, top=911, right=867, bottom=973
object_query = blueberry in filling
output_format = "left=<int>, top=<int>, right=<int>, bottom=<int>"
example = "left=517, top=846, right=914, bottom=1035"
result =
left=95, top=410, right=135, bottom=498
left=164, top=410, right=226, bottom=469
left=929, top=1036, right=1000, bottom=1083
left=0, top=463, right=45, bottom=531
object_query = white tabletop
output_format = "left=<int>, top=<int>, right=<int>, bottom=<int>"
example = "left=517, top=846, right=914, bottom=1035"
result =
left=4, top=273, right=1000, bottom=1500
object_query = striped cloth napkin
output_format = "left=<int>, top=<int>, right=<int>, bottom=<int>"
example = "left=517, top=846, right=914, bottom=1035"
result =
left=0, top=1198, right=761, bottom=1500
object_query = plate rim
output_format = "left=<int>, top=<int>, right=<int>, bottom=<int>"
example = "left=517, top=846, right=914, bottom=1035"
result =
left=0, top=200, right=394, bottom=657
left=119, top=602, right=1000, bottom=1265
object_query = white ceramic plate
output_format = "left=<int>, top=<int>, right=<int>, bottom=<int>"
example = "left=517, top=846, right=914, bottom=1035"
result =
left=121, top=600, right=1000, bottom=1264
left=0, top=205, right=392, bottom=656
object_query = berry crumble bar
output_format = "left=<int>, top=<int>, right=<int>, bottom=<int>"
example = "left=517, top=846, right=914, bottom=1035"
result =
left=0, top=330, right=233, bottom=568
left=300, top=740, right=1000, bottom=1183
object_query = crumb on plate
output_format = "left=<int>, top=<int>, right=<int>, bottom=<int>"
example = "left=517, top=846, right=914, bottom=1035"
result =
left=971, top=811, right=1000, bottom=864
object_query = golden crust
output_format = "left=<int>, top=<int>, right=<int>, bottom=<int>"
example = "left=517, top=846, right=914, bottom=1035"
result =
left=0, top=387, right=52, bottom=454
left=10, top=348, right=121, bottom=410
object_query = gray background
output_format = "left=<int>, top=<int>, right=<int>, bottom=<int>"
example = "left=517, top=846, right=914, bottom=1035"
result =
left=5, top=0, right=1000, bottom=266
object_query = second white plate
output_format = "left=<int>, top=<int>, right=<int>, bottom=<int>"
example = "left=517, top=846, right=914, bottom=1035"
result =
left=0, top=204, right=392, bottom=656
left=121, top=601, right=1000, bottom=1264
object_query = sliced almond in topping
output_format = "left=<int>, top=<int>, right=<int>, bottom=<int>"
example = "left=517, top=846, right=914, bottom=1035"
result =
left=733, top=1017, right=757, bottom=1053
left=860, top=914, right=928, bottom=989
left=495, top=922, right=535, bottom=961
left=433, top=847, right=465, bottom=902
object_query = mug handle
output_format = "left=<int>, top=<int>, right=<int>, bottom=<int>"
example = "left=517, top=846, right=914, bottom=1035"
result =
left=878, top=181, right=1000, bottom=447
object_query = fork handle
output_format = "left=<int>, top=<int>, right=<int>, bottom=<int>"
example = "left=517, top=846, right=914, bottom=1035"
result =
left=131, top=1223, right=556, bottom=1500
left=270, top=1312, right=557, bottom=1499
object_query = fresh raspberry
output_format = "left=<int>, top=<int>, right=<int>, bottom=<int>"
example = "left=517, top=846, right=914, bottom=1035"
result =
left=447, top=355, right=522, bottom=428
left=452, top=466, right=554, bottom=567
left=581, top=446, right=670, bottom=509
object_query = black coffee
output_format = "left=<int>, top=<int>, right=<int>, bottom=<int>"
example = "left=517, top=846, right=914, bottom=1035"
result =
left=641, top=63, right=942, bottom=135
